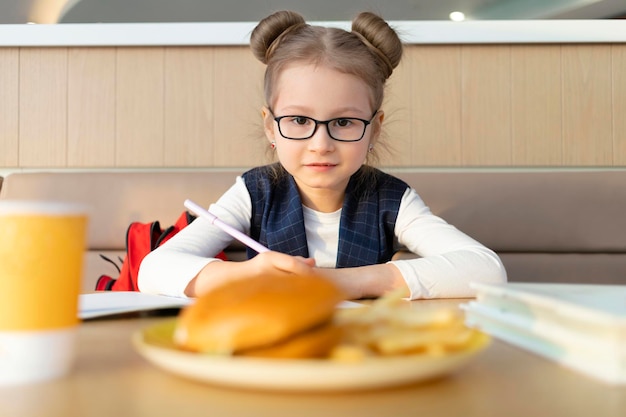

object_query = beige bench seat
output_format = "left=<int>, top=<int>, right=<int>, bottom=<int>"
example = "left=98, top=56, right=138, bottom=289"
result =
left=1, top=169, right=625, bottom=292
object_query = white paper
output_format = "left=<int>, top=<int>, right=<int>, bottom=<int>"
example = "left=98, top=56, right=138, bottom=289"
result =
left=79, top=293, right=364, bottom=320
left=463, top=282, right=626, bottom=385
left=79, top=292, right=193, bottom=319
left=471, top=282, right=626, bottom=324
left=337, top=300, right=365, bottom=309
left=463, top=304, right=626, bottom=385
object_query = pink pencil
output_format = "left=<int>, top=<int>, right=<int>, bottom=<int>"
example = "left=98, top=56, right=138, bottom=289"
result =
left=183, top=199, right=270, bottom=254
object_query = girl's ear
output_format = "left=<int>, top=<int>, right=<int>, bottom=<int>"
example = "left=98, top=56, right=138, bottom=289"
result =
left=261, top=107, right=275, bottom=143
left=369, top=110, right=385, bottom=147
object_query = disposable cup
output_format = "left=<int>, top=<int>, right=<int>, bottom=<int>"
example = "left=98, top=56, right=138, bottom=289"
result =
left=0, top=200, right=88, bottom=385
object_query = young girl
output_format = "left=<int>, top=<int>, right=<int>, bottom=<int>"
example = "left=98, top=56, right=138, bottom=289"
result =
left=138, top=10, right=507, bottom=300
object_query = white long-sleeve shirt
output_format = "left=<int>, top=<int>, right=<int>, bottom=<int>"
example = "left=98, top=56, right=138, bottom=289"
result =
left=138, top=176, right=507, bottom=299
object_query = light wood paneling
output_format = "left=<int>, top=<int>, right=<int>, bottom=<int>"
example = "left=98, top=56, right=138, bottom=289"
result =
left=462, top=46, right=512, bottom=166
left=164, top=47, right=215, bottom=167
left=409, top=45, right=462, bottom=166
left=2, top=43, right=625, bottom=170
left=19, top=48, right=68, bottom=167
left=115, top=47, right=165, bottom=167
left=562, top=44, right=613, bottom=165
left=380, top=49, right=412, bottom=167
left=0, top=48, right=18, bottom=167
left=212, top=47, right=265, bottom=167
left=67, top=48, right=116, bottom=167
left=613, top=44, right=626, bottom=165
left=511, top=45, right=562, bottom=165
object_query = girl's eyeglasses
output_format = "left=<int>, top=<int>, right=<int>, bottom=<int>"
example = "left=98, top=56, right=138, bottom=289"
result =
left=270, top=111, right=378, bottom=142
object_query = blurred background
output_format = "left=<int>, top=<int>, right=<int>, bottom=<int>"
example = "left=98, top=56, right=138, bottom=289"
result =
left=2, top=0, right=626, bottom=24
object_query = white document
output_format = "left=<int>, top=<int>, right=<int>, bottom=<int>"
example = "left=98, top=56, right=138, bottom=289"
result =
left=79, top=292, right=363, bottom=320
left=463, top=282, right=626, bottom=385
left=79, top=292, right=193, bottom=319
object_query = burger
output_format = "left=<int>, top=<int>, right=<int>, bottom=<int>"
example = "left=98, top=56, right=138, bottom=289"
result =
left=174, top=271, right=346, bottom=359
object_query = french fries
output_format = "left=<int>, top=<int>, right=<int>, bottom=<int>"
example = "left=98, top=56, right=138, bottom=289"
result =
left=330, top=291, right=479, bottom=361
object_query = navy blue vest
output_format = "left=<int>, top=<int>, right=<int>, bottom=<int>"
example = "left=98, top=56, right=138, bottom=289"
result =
left=242, top=164, right=408, bottom=268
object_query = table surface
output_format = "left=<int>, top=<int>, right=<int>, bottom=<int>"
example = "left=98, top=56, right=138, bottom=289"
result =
left=1, top=299, right=625, bottom=417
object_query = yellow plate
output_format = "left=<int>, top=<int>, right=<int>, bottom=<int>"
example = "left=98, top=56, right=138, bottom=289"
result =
left=132, top=319, right=490, bottom=392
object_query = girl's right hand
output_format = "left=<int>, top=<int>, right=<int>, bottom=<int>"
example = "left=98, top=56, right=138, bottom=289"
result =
left=185, top=251, right=316, bottom=297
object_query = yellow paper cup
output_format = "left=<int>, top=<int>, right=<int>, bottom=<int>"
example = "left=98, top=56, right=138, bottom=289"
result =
left=0, top=201, right=88, bottom=385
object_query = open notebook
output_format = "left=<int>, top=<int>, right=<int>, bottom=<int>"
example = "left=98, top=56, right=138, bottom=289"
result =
left=79, top=292, right=193, bottom=319
left=79, top=292, right=364, bottom=320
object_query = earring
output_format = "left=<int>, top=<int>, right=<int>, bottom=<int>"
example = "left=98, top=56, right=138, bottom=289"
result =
left=270, top=142, right=276, bottom=150
left=368, top=145, right=374, bottom=153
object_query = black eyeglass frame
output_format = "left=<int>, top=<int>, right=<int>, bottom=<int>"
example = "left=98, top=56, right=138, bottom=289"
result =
left=269, top=110, right=379, bottom=142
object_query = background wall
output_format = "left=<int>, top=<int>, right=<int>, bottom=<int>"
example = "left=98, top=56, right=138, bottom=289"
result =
left=1, top=43, right=625, bottom=170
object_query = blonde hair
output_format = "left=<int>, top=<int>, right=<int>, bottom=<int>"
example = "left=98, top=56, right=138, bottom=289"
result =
left=250, top=10, right=403, bottom=113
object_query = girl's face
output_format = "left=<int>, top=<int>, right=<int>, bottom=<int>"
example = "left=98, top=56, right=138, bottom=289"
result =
left=263, top=63, right=383, bottom=211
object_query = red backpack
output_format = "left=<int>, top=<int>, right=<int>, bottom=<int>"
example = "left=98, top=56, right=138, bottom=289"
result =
left=96, top=211, right=226, bottom=291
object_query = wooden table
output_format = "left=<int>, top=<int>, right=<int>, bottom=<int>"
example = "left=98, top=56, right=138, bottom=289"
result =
left=1, top=299, right=625, bottom=417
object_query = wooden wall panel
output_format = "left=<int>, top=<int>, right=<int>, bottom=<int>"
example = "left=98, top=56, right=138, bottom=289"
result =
left=613, top=44, right=626, bottom=165
left=2, top=43, right=625, bottom=170
left=511, top=45, right=562, bottom=165
left=164, top=47, right=215, bottom=167
left=409, top=45, right=462, bottom=166
left=115, top=47, right=164, bottom=167
left=67, top=48, right=116, bottom=167
left=562, top=44, right=613, bottom=165
left=0, top=49, right=18, bottom=168
left=19, top=48, right=68, bottom=167
left=462, top=46, right=512, bottom=166
left=212, top=47, right=266, bottom=167
left=380, top=49, right=412, bottom=167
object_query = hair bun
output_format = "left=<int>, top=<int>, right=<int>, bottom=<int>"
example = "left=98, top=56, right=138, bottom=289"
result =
left=250, top=10, right=307, bottom=64
left=351, top=12, right=403, bottom=79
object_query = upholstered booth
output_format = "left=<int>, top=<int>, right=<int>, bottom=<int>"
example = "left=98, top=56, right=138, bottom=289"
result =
left=2, top=169, right=624, bottom=292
